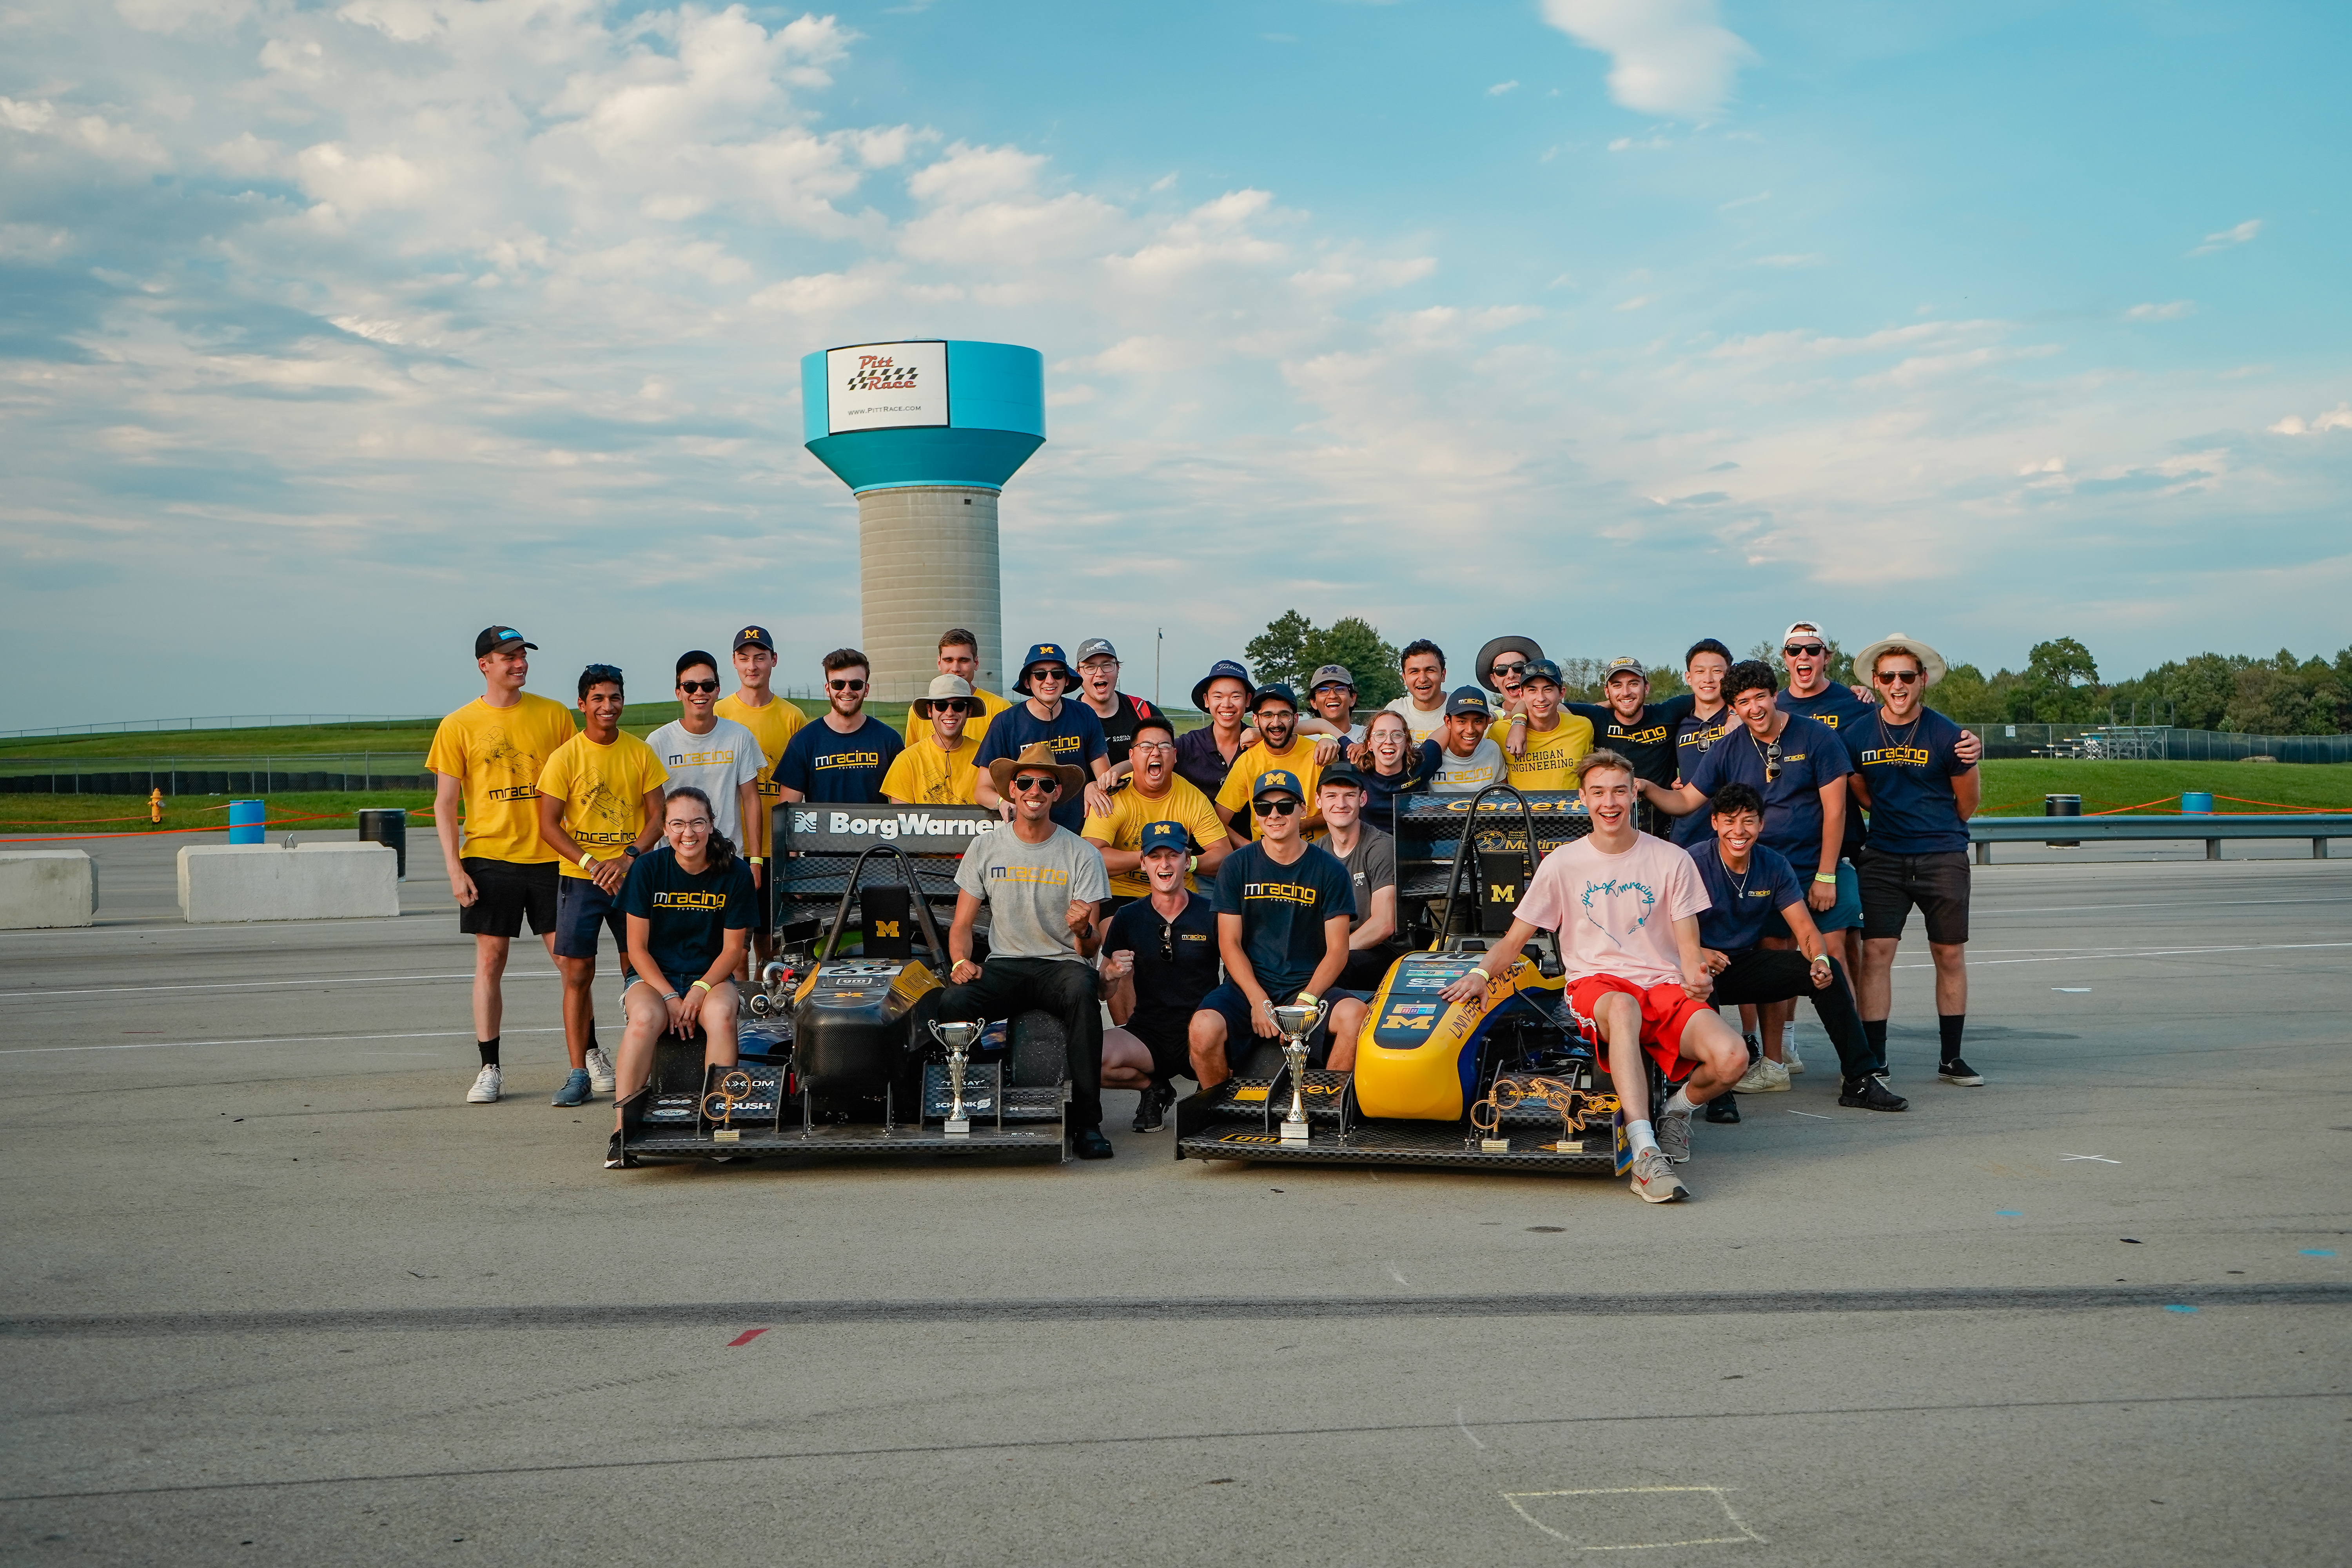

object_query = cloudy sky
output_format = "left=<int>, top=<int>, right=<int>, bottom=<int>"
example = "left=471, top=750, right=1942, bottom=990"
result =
left=2, top=0, right=2344, bottom=728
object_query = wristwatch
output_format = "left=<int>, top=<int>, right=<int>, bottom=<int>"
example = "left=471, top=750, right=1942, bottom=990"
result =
left=622, top=845, right=640, bottom=859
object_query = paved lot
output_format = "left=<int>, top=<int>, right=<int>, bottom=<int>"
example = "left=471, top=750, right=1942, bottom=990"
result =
left=1, top=835, right=2346, bottom=1566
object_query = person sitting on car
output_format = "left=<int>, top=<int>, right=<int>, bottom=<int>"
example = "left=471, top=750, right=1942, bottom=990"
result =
left=1101, top=822, right=1222, bottom=1132
left=940, top=742, right=1117, bottom=1160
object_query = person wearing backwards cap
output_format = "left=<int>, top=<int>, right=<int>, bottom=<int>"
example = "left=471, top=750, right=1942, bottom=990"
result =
left=973, top=642, right=1114, bottom=833
left=1188, top=769, right=1361, bottom=1091
left=1415, top=687, right=1510, bottom=794
left=900, top=628, right=1013, bottom=749
left=1215, top=683, right=1327, bottom=837
left=881, top=675, right=984, bottom=806
left=940, top=742, right=1117, bottom=1159
left=1100, top=821, right=1222, bottom=1133
left=1074, top=637, right=1171, bottom=777
left=715, top=624, right=806, bottom=977
left=1176, top=660, right=1255, bottom=800
left=427, top=626, right=581, bottom=1105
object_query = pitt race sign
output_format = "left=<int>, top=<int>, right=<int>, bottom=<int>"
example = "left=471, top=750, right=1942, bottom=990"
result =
left=826, top=340, right=949, bottom=434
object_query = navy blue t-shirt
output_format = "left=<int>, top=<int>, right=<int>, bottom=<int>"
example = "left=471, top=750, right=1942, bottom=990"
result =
left=774, top=715, right=903, bottom=804
left=1692, top=837, right=1806, bottom=955
left=1685, top=713, right=1854, bottom=873
left=1213, top=840, right=1354, bottom=999
left=1846, top=708, right=1975, bottom=854
left=1104, top=891, right=1220, bottom=1036
left=976, top=700, right=1108, bottom=831
left=617, top=844, right=759, bottom=981
left=1779, top=684, right=1875, bottom=856
left=1567, top=693, right=1692, bottom=786
left=1359, top=761, right=1422, bottom=824
left=1670, top=702, right=1733, bottom=848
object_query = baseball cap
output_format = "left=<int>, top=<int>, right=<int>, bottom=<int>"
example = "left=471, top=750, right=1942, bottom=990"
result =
left=1012, top=642, right=1073, bottom=695
left=1444, top=686, right=1492, bottom=719
left=731, top=624, right=775, bottom=652
left=1138, top=821, right=1190, bottom=856
left=1317, top=762, right=1368, bottom=793
left=1308, top=663, right=1355, bottom=692
left=1602, top=655, right=1646, bottom=681
left=1250, top=768, right=1305, bottom=802
left=475, top=626, right=537, bottom=658
left=1249, top=682, right=1299, bottom=714
left=1074, top=637, right=1118, bottom=664
left=1520, top=659, right=1564, bottom=688
left=1191, top=659, right=1254, bottom=710
left=1780, top=621, right=1826, bottom=646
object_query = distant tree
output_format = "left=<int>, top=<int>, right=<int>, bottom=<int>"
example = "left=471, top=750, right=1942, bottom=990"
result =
left=1243, top=612, right=1405, bottom=708
left=2026, top=637, right=2100, bottom=690
left=1243, top=611, right=1314, bottom=693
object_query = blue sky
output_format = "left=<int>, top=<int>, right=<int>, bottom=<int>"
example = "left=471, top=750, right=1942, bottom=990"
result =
left=2, top=0, right=2345, bottom=728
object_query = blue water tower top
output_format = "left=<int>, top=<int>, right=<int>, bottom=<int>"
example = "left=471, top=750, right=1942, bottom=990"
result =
left=801, top=339, right=1045, bottom=494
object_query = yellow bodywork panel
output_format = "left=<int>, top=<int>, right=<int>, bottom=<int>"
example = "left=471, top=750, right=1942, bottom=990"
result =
left=1354, top=951, right=1559, bottom=1121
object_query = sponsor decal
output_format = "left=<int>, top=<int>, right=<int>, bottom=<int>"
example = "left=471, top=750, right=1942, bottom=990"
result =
left=651, top=890, right=728, bottom=910
left=1241, top=879, right=1323, bottom=906
left=486, top=785, right=541, bottom=802
left=988, top=864, right=1072, bottom=886
left=819, top=810, right=992, bottom=841
left=1858, top=745, right=1933, bottom=768
left=811, top=751, right=882, bottom=771
left=1608, top=723, right=1671, bottom=746
left=826, top=340, right=949, bottom=433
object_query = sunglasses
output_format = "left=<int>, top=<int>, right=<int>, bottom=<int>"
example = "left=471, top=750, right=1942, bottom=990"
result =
left=1009, top=775, right=1060, bottom=795
left=1876, top=669, right=1922, bottom=685
left=1492, top=661, right=1528, bottom=677
left=1764, top=739, right=1783, bottom=783
left=1027, top=667, right=1071, bottom=683
left=1783, top=643, right=1827, bottom=658
left=828, top=679, right=866, bottom=692
left=1251, top=798, right=1301, bottom=818
left=930, top=699, right=972, bottom=713
left=679, top=679, right=719, bottom=695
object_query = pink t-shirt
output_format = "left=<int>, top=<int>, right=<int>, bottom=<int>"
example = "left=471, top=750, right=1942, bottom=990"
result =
left=1515, top=833, right=1711, bottom=989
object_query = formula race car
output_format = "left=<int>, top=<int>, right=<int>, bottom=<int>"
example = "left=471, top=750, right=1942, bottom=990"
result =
left=1173, top=786, right=1657, bottom=1175
left=615, top=836, right=1071, bottom=1165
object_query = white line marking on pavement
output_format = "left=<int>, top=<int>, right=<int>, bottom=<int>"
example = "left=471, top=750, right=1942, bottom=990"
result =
left=1788, top=1111, right=1831, bottom=1120
left=1895, top=940, right=2352, bottom=971
left=1455, top=1406, right=1485, bottom=1450
left=1502, top=1486, right=1766, bottom=1549
left=2061, top=1154, right=2122, bottom=1164
left=0, top=1027, right=561, bottom=1057
left=1988, top=896, right=2351, bottom=916
left=0, top=972, right=559, bottom=1001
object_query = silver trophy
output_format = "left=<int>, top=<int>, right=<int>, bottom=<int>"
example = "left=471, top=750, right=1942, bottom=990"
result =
left=929, top=1018, right=984, bottom=1135
left=1270, top=998, right=1329, bottom=1145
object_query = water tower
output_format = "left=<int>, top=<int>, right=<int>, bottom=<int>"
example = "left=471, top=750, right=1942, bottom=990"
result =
left=800, top=339, right=1045, bottom=699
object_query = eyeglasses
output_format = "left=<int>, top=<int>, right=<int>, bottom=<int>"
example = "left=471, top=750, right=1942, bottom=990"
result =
left=1131, top=739, right=1174, bottom=753
left=1783, top=643, right=1827, bottom=658
left=1009, top=775, right=1060, bottom=795
left=667, top=816, right=711, bottom=830
left=679, top=679, right=719, bottom=695
left=1081, top=659, right=1120, bottom=671
left=931, top=699, right=972, bottom=713
left=1876, top=669, right=1922, bottom=685
left=828, top=679, right=866, bottom=692
left=1252, top=798, right=1301, bottom=817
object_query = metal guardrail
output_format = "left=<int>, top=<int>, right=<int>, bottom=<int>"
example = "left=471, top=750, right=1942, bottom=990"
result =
left=1970, top=814, right=2352, bottom=863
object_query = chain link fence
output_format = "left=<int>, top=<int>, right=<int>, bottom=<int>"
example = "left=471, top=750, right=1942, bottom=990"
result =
left=1962, top=724, right=2352, bottom=764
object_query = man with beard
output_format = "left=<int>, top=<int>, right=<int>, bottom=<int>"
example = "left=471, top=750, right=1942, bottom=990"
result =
left=1216, top=684, right=1327, bottom=837
left=776, top=648, right=904, bottom=805
left=1084, top=712, right=1240, bottom=907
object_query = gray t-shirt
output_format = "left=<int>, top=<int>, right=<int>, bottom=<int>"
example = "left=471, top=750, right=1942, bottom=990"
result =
left=645, top=717, right=767, bottom=844
left=1424, top=736, right=1508, bottom=794
left=1336, top=828, right=1397, bottom=933
left=954, top=823, right=1112, bottom=964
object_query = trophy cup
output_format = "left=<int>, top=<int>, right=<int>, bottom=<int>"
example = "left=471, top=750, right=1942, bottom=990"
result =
left=929, top=1018, right=983, bottom=1135
left=1269, top=998, right=1328, bottom=1145
left=701, top=1069, right=754, bottom=1143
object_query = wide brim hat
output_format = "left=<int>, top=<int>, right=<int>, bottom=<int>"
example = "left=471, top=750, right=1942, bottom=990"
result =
left=1851, top=633, right=1949, bottom=688
left=1011, top=642, right=1075, bottom=696
left=986, top=741, right=1088, bottom=799
left=910, top=674, right=975, bottom=719
left=1475, top=634, right=1544, bottom=692
left=1191, top=661, right=1254, bottom=710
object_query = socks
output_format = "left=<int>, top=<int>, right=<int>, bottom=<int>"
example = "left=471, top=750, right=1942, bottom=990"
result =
left=1742, top=1031, right=1762, bottom=1063
left=586, top=1020, right=601, bottom=1056
left=1628, top=1118, right=1658, bottom=1156
left=1862, top=1018, right=1888, bottom=1071
left=1938, top=1013, right=1966, bottom=1062
left=1662, top=1086, right=1696, bottom=1118
left=477, top=1035, right=500, bottom=1067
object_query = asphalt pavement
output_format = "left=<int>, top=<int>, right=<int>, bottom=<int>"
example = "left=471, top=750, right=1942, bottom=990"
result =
left=0, top=833, right=2345, bottom=1566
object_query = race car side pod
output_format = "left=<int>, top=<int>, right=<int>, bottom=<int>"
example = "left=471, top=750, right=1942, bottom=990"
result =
left=813, top=841, right=952, bottom=969
left=1429, top=781, right=1554, bottom=952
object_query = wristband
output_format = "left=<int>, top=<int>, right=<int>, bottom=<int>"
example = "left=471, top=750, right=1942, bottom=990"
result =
left=579, top=851, right=595, bottom=870
left=690, top=980, right=713, bottom=995
left=1814, top=873, right=1838, bottom=884
left=662, top=991, right=681, bottom=1001
left=1296, top=991, right=1319, bottom=1005
left=748, top=855, right=764, bottom=864
left=1810, top=953, right=1832, bottom=967
left=1468, top=964, right=1492, bottom=982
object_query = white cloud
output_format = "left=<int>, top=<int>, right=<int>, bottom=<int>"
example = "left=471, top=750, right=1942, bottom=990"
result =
left=1487, top=80, right=1519, bottom=96
left=2127, top=300, right=2194, bottom=320
left=2190, top=219, right=2261, bottom=256
left=0, top=96, right=170, bottom=163
left=2269, top=405, right=2352, bottom=436
left=115, top=0, right=250, bottom=32
left=295, top=143, right=434, bottom=213
left=1541, top=0, right=1756, bottom=117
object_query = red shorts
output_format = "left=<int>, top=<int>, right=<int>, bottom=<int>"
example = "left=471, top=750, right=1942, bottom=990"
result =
left=1566, top=975, right=1710, bottom=1077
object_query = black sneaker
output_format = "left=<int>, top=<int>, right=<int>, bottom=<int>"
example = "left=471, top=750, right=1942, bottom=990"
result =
left=1939, top=1057, right=1984, bottom=1087
left=1839, top=1075, right=1909, bottom=1112
left=604, top=1132, right=638, bottom=1169
left=1131, top=1081, right=1175, bottom=1133
left=1072, top=1126, right=1115, bottom=1160
left=1705, top=1092, right=1741, bottom=1124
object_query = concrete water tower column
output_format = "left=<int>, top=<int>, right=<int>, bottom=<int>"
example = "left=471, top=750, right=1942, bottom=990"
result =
left=800, top=340, right=1045, bottom=701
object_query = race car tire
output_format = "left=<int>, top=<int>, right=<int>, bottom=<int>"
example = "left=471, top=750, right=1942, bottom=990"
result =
left=1009, top=1010, right=1066, bottom=1088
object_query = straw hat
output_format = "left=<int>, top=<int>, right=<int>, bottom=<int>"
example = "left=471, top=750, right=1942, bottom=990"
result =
left=985, top=741, right=1088, bottom=799
left=1851, top=633, right=1949, bottom=687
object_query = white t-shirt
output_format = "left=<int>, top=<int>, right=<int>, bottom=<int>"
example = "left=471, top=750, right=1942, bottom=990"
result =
left=1514, top=833, right=1711, bottom=989
left=1424, top=736, right=1508, bottom=794
left=1384, top=695, right=1448, bottom=746
left=645, top=717, right=766, bottom=844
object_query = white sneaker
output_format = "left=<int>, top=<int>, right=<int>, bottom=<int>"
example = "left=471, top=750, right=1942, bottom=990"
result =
left=584, top=1047, right=616, bottom=1094
left=1783, top=1039, right=1806, bottom=1075
left=466, top=1065, right=502, bottom=1103
left=1733, top=1057, right=1790, bottom=1094
left=1629, top=1148, right=1690, bottom=1203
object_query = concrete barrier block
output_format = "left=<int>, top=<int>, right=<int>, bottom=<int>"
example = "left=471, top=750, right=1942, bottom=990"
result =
left=178, top=843, right=400, bottom=924
left=0, top=850, right=96, bottom=929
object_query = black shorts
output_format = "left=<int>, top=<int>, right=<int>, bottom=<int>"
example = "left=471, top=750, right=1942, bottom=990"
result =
left=457, top=857, right=559, bottom=938
left=1857, top=848, right=1971, bottom=945
left=1120, top=1012, right=1198, bottom=1082
left=553, top=875, right=629, bottom=962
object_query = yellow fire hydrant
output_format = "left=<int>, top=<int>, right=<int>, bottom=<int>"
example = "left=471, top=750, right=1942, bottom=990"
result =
left=148, top=787, right=165, bottom=824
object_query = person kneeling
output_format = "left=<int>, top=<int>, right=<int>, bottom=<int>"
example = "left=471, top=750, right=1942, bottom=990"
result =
left=1101, top=822, right=1222, bottom=1132
left=1690, top=783, right=1906, bottom=1121
left=940, top=743, right=1117, bottom=1159
left=608, top=787, right=757, bottom=1167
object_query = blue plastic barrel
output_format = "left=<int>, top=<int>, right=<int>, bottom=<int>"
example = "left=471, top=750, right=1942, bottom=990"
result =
left=228, top=799, right=266, bottom=844
left=2181, top=791, right=2214, bottom=815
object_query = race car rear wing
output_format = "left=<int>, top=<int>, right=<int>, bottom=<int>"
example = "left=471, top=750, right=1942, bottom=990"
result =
left=769, top=801, right=998, bottom=944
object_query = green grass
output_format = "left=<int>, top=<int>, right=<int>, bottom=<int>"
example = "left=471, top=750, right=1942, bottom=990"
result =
left=0, top=791, right=436, bottom=836
left=1975, top=760, right=2352, bottom=815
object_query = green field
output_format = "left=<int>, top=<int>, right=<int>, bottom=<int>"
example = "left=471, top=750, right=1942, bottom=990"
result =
left=0, top=791, right=438, bottom=837
left=1975, top=759, right=2350, bottom=815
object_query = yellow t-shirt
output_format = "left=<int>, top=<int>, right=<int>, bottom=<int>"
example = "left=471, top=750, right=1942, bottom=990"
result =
left=1216, top=737, right=1325, bottom=839
left=714, top=691, right=806, bottom=851
left=1082, top=775, right=1233, bottom=896
left=880, top=733, right=983, bottom=805
left=424, top=693, right=578, bottom=864
left=536, top=730, right=670, bottom=878
left=1487, top=712, right=1597, bottom=791
left=901, top=686, right=1012, bottom=748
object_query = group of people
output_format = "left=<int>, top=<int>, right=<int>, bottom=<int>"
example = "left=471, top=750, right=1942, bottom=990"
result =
left=428, top=617, right=1985, bottom=1199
